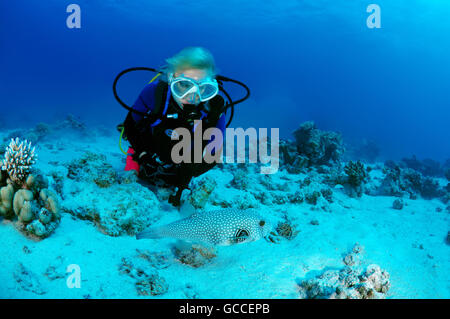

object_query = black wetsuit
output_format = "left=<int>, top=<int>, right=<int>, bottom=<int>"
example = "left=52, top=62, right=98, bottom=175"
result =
left=123, top=79, right=226, bottom=205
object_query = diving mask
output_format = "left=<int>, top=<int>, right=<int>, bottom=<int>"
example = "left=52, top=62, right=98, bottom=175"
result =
left=169, top=73, right=219, bottom=104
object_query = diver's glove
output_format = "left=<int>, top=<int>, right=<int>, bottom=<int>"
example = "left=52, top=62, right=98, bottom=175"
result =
left=167, top=163, right=195, bottom=207
left=134, top=151, right=152, bottom=165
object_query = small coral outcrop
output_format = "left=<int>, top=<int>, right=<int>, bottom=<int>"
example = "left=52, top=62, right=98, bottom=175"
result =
left=274, top=214, right=300, bottom=241
left=186, top=175, right=217, bottom=209
left=392, top=198, right=404, bottom=210
left=343, top=161, right=368, bottom=197
left=0, top=138, right=60, bottom=239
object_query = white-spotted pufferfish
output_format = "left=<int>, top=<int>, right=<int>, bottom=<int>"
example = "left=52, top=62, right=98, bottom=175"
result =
left=136, top=208, right=272, bottom=246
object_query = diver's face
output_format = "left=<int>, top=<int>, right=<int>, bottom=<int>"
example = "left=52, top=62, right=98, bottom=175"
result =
left=173, top=68, right=209, bottom=106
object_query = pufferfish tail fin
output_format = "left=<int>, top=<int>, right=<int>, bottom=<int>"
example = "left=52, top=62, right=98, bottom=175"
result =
left=136, top=227, right=163, bottom=240
left=179, top=200, right=196, bottom=218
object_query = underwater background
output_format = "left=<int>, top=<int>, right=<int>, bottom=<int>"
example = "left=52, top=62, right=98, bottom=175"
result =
left=1, top=0, right=450, bottom=160
left=0, top=0, right=449, bottom=299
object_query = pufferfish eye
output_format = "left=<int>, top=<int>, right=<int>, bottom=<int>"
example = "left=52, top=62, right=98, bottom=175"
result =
left=259, top=220, right=265, bottom=227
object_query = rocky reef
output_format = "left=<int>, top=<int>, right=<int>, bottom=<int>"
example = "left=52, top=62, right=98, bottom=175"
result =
left=1, top=116, right=448, bottom=299
left=292, top=121, right=345, bottom=167
left=379, top=161, right=445, bottom=200
left=279, top=121, right=345, bottom=174
left=66, top=152, right=119, bottom=188
left=401, top=155, right=445, bottom=178
left=62, top=151, right=161, bottom=236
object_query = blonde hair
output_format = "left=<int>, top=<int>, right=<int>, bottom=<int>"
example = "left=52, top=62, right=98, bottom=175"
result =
left=161, top=47, right=217, bottom=79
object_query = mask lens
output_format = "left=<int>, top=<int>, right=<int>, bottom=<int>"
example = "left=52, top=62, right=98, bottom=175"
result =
left=172, top=79, right=195, bottom=98
left=198, top=83, right=218, bottom=100
left=171, top=76, right=218, bottom=102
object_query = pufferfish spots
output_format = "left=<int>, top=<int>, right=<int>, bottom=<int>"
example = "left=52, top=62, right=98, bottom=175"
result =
left=136, top=208, right=272, bottom=246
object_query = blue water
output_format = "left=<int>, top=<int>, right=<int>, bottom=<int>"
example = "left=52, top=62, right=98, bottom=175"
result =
left=1, top=0, right=449, bottom=161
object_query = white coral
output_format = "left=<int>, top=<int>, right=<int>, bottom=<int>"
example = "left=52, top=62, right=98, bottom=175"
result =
left=1, top=138, right=37, bottom=185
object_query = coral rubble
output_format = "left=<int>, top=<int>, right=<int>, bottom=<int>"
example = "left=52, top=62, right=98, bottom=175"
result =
left=13, top=263, right=46, bottom=295
left=119, top=257, right=168, bottom=296
left=298, top=244, right=390, bottom=299
left=173, top=244, right=217, bottom=268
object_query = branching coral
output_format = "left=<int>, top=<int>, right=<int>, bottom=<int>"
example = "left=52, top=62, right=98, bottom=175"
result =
left=321, top=160, right=368, bottom=198
left=344, top=161, right=367, bottom=188
left=1, top=138, right=37, bottom=187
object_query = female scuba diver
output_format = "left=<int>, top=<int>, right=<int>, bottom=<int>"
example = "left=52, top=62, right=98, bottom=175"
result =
left=119, top=47, right=230, bottom=207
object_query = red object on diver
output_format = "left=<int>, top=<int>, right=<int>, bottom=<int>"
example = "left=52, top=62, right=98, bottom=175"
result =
left=125, top=147, right=140, bottom=172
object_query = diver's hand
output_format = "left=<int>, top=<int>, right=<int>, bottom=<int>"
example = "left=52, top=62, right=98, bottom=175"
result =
left=136, top=151, right=152, bottom=165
